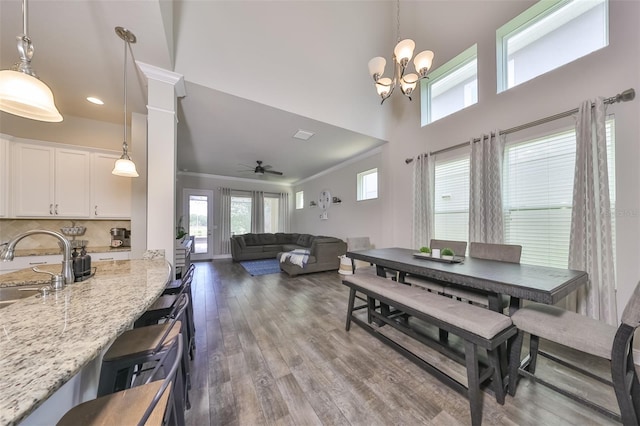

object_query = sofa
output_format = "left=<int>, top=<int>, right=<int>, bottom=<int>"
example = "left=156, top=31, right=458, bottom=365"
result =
left=230, top=233, right=347, bottom=276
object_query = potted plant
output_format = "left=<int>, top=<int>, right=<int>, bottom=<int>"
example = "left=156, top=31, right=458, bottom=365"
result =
left=419, top=246, right=431, bottom=256
left=441, top=248, right=454, bottom=260
left=176, top=216, right=188, bottom=241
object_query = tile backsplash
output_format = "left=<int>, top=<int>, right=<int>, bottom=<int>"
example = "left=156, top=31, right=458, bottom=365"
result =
left=0, top=219, right=131, bottom=249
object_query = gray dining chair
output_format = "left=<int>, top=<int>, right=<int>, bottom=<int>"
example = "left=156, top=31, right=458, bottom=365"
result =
left=508, top=281, right=640, bottom=425
left=443, top=242, right=522, bottom=308
left=430, top=239, right=468, bottom=257
left=404, top=239, right=469, bottom=293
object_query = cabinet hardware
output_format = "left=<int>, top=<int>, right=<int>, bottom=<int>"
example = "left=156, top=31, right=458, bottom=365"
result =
left=49, top=204, right=53, bottom=215
left=29, top=261, right=47, bottom=265
left=94, top=205, right=98, bottom=216
left=98, top=257, right=114, bottom=261
left=54, top=204, right=58, bottom=215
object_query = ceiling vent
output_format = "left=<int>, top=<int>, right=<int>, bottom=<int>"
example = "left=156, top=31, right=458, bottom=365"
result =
left=293, top=129, right=314, bottom=141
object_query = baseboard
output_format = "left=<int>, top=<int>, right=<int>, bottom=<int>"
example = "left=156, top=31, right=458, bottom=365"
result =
left=212, top=254, right=232, bottom=260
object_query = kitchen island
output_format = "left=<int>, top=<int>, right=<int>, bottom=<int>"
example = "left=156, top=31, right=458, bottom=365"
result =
left=0, top=258, right=171, bottom=425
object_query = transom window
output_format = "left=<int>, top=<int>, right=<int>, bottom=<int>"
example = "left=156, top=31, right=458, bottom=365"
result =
left=497, top=0, right=608, bottom=92
left=421, top=45, right=478, bottom=125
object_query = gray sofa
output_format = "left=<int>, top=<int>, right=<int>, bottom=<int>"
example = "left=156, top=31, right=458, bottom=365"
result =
left=230, top=233, right=346, bottom=276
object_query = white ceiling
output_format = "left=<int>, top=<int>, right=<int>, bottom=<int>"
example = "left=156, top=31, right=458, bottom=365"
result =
left=0, top=0, right=533, bottom=184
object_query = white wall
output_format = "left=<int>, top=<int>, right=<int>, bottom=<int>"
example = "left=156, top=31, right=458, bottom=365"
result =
left=176, top=173, right=292, bottom=257
left=292, top=149, right=384, bottom=247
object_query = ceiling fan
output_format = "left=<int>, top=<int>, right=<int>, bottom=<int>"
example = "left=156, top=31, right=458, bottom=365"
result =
left=239, top=160, right=283, bottom=176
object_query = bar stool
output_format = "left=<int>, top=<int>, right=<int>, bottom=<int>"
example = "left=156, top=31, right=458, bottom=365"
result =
left=97, top=294, right=190, bottom=422
left=137, top=265, right=196, bottom=361
left=58, top=336, right=183, bottom=426
left=163, top=264, right=195, bottom=295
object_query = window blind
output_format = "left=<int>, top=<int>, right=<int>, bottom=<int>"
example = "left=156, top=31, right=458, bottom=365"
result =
left=434, top=156, right=470, bottom=246
left=503, top=119, right=615, bottom=268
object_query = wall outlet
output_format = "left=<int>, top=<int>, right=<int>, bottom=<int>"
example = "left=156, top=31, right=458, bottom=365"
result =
left=320, top=212, right=328, bottom=220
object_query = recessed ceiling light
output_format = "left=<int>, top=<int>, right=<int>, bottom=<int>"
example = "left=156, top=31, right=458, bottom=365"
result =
left=86, top=97, right=104, bottom=105
left=293, top=129, right=314, bottom=141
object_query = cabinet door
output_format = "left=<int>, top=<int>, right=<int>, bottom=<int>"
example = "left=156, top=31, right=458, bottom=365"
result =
left=13, top=143, right=55, bottom=217
left=55, top=148, right=91, bottom=217
left=91, top=153, right=132, bottom=218
left=0, top=138, right=8, bottom=217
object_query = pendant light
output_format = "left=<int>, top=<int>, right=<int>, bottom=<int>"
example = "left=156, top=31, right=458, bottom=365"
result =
left=0, top=0, right=62, bottom=122
left=112, top=26, right=139, bottom=178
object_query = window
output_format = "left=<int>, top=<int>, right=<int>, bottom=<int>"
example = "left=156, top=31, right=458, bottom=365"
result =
left=357, top=168, right=378, bottom=201
left=503, top=119, right=615, bottom=268
left=497, top=0, right=608, bottom=92
left=230, top=195, right=252, bottom=235
left=434, top=156, right=470, bottom=246
left=264, top=195, right=280, bottom=233
left=431, top=119, right=615, bottom=268
left=421, top=45, right=477, bottom=125
left=295, top=191, right=304, bottom=209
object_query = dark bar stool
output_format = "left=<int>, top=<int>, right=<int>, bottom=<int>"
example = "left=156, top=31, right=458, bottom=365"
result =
left=138, top=264, right=196, bottom=361
left=97, top=294, right=190, bottom=423
left=58, top=337, right=183, bottom=426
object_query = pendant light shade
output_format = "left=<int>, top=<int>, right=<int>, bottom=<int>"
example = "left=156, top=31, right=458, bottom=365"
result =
left=0, top=1, right=62, bottom=122
left=111, top=26, right=139, bottom=178
left=0, top=70, right=62, bottom=122
left=113, top=156, right=139, bottom=177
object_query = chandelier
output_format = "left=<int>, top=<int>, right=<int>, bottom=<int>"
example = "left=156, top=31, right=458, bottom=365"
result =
left=111, top=27, right=139, bottom=178
left=0, top=0, right=62, bottom=122
left=367, top=0, right=434, bottom=104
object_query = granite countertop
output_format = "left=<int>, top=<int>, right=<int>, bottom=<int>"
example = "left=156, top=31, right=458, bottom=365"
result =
left=0, top=259, right=171, bottom=425
left=13, top=246, right=131, bottom=257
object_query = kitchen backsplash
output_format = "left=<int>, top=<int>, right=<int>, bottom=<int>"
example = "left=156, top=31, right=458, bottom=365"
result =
left=0, top=219, right=131, bottom=249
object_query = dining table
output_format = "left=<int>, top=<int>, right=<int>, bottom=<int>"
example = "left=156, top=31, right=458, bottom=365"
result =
left=346, top=247, right=588, bottom=314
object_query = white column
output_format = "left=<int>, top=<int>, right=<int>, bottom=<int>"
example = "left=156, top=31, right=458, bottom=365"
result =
left=130, top=112, right=147, bottom=259
left=137, top=62, right=185, bottom=271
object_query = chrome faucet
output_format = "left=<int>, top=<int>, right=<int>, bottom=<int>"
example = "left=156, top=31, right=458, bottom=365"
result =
left=0, top=230, right=74, bottom=285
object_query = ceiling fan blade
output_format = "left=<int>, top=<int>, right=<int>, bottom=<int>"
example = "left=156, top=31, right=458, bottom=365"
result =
left=262, top=164, right=273, bottom=170
left=264, top=169, right=283, bottom=175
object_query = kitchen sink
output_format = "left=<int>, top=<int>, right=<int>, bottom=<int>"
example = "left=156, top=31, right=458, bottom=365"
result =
left=0, top=287, right=42, bottom=309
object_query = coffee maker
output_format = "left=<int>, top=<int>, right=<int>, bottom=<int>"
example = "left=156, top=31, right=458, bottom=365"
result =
left=110, top=228, right=131, bottom=248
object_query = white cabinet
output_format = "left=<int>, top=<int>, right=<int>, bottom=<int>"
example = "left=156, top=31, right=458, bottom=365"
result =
left=0, top=137, right=8, bottom=217
left=90, top=153, right=132, bottom=219
left=0, top=254, right=63, bottom=274
left=12, top=143, right=91, bottom=218
left=92, top=251, right=131, bottom=262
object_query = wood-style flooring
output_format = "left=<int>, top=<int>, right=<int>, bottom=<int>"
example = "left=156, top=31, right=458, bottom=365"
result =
left=184, top=260, right=620, bottom=426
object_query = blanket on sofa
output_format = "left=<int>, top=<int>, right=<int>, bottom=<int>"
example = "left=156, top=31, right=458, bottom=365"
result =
left=279, top=249, right=310, bottom=267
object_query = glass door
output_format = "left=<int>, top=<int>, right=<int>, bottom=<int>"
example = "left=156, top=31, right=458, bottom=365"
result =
left=183, top=189, right=214, bottom=261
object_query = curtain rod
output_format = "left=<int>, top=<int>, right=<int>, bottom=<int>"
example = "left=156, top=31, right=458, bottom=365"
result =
left=405, top=88, right=636, bottom=164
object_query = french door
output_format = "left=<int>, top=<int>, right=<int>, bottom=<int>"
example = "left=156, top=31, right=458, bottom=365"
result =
left=183, top=189, right=214, bottom=261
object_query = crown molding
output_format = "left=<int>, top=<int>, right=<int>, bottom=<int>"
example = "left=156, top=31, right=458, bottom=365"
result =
left=293, top=146, right=383, bottom=186
left=177, top=171, right=292, bottom=187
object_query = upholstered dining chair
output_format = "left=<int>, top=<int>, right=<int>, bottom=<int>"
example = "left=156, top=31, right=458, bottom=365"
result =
left=508, top=281, right=640, bottom=425
left=443, top=242, right=522, bottom=308
left=404, top=239, right=469, bottom=294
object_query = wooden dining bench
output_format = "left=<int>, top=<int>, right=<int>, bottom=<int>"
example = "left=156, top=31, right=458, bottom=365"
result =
left=343, top=274, right=517, bottom=426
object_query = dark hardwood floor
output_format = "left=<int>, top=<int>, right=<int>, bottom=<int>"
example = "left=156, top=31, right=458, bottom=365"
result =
left=184, top=260, right=619, bottom=426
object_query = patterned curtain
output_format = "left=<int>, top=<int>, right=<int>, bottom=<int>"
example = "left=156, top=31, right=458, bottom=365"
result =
left=251, top=191, right=264, bottom=233
left=567, top=97, right=617, bottom=325
left=219, top=187, right=231, bottom=254
left=468, top=131, right=505, bottom=244
left=412, top=153, right=435, bottom=249
left=278, top=192, right=290, bottom=232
